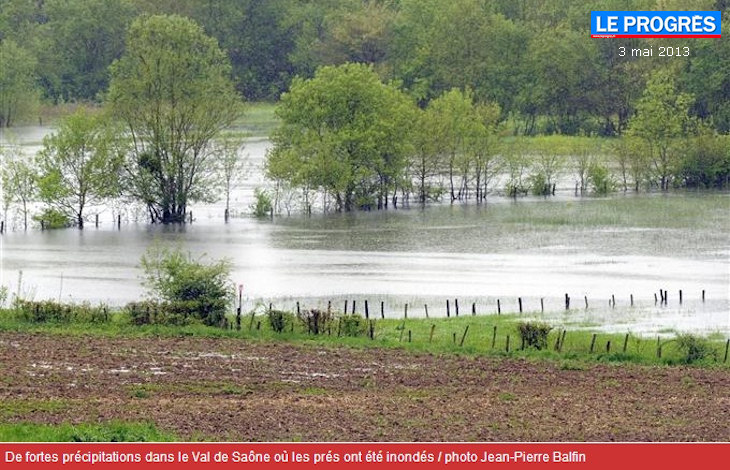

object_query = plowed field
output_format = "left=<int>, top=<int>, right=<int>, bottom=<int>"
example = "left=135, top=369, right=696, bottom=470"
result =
left=1, top=333, right=729, bottom=441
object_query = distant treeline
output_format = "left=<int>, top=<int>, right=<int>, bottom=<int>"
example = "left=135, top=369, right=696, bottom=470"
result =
left=2, top=0, right=730, bottom=135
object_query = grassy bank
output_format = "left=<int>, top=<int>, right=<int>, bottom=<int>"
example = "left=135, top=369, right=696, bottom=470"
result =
left=28, top=101, right=279, bottom=138
left=1, top=307, right=727, bottom=369
left=0, top=421, right=177, bottom=442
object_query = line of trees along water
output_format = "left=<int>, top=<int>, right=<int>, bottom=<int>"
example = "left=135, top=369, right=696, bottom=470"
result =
left=1, top=2, right=730, bottom=227
left=2, top=0, right=730, bottom=134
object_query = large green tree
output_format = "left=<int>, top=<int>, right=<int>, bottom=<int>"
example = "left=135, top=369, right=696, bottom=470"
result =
left=267, top=63, right=414, bottom=212
left=35, top=0, right=137, bottom=102
left=108, top=15, right=242, bottom=224
left=0, top=39, right=38, bottom=127
left=37, top=109, right=123, bottom=229
left=427, top=88, right=474, bottom=202
left=628, top=69, right=694, bottom=190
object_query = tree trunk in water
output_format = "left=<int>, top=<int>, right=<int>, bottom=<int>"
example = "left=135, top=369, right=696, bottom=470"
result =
left=449, top=161, right=455, bottom=202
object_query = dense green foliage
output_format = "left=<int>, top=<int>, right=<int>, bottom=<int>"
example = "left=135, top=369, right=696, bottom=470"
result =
left=267, top=63, right=414, bottom=211
left=251, top=188, right=273, bottom=218
left=140, top=245, right=234, bottom=326
left=0, top=39, right=38, bottom=127
left=517, top=322, right=553, bottom=350
left=1, top=0, right=729, bottom=134
left=108, top=15, right=242, bottom=224
left=31, top=208, right=71, bottom=230
left=13, top=299, right=109, bottom=323
left=37, top=109, right=123, bottom=228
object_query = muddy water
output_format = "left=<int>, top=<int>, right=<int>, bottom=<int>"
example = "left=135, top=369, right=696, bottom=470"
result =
left=1, top=127, right=728, bottom=336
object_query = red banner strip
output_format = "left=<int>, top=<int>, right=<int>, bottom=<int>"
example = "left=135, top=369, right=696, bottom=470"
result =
left=2, top=443, right=728, bottom=469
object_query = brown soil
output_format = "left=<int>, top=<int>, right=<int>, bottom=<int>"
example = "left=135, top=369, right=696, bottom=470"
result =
left=1, top=332, right=729, bottom=441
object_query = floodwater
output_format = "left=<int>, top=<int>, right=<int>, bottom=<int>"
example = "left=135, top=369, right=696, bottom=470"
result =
left=1, top=127, right=729, bottom=336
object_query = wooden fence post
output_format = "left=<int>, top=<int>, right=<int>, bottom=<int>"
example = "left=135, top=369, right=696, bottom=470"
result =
left=518, top=297, right=523, bottom=313
left=589, top=334, right=597, bottom=353
left=623, top=333, right=629, bottom=353
left=492, top=325, right=497, bottom=349
left=497, top=299, right=501, bottom=315
left=424, top=304, right=429, bottom=319
left=365, top=300, right=369, bottom=319
left=459, top=325, right=469, bottom=347
left=446, top=299, right=450, bottom=318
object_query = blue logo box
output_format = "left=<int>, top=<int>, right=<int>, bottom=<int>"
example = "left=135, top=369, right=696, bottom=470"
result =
left=591, top=11, right=721, bottom=37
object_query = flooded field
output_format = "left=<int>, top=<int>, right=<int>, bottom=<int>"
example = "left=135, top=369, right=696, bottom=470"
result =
left=1, top=127, right=728, bottom=337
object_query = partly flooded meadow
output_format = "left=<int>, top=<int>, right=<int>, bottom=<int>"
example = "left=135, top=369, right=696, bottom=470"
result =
left=2, top=127, right=728, bottom=337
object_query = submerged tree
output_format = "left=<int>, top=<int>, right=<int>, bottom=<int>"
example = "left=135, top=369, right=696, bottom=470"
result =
left=108, top=15, right=242, bottom=223
left=0, top=143, right=37, bottom=231
left=427, top=88, right=473, bottom=202
left=36, top=109, right=123, bottom=229
left=267, top=63, right=414, bottom=212
left=628, top=69, right=694, bottom=191
left=211, top=134, right=248, bottom=222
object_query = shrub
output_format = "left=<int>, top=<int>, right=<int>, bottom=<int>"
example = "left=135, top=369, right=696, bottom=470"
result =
left=32, top=208, right=71, bottom=229
left=125, top=300, right=204, bottom=326
left=676, top=334, right=716, bottom=364
left=251, top=188, right=272, bottom=217
left=267, top=309, right=295, bottom=333
left=338, top=314, right=366, bottom=337
left=678, top=133, right=730, bottom=188
left=588, top=163, right=615, bottom=195
left=528, top=171, right=551, bottom=196
left=298, top=308, right=333, bottom=335
left=140, top=245, right=233, bottom=327
left=13, top=299, right=109, bottom=323
left=517, top=322, right=553, bottom=350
